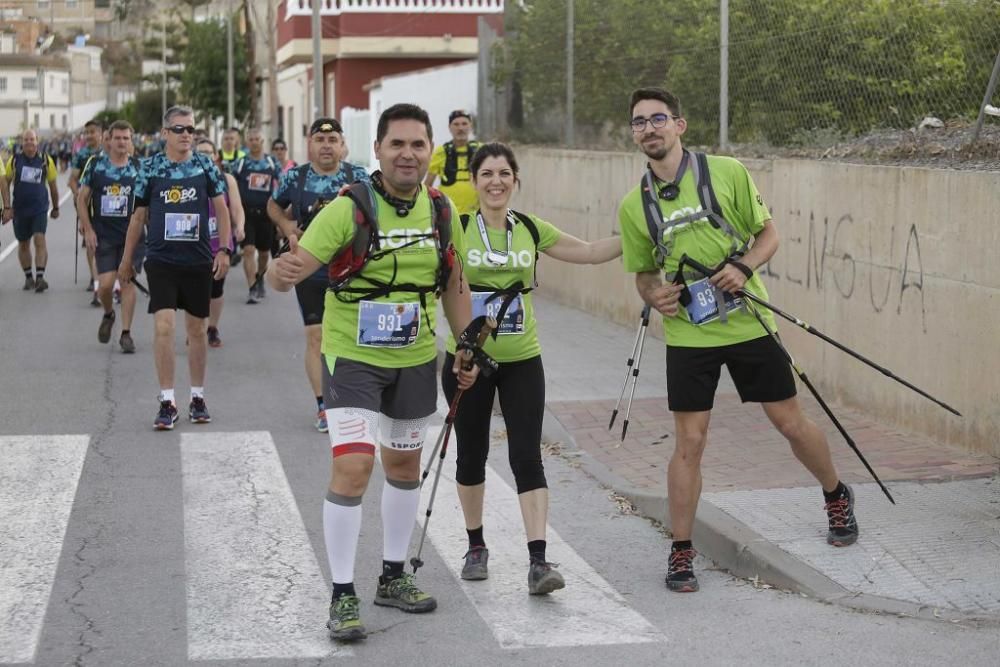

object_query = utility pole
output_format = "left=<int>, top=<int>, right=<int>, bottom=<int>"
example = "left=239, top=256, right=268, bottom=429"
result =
left=312, top=0, right=323, bottom=120
left=161, top=13, right=167, bottom=121
left=227, top=0, right=234, bottom=128
left=565, top=0, right=574, bottom=148
left=719, top=0, right=730, bottom=150
left=267, top=0, right=279, bottom=137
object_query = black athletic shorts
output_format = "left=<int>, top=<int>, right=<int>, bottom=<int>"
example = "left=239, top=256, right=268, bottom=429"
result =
left=95, top=239, right=144, bottom=276
left=666, top=335, right=797, bottom=412
left=145, top=260, right=213, bottom=318
left=295, top=278, right=326, bottom=326
left=240, top=207, right=275, bottom=251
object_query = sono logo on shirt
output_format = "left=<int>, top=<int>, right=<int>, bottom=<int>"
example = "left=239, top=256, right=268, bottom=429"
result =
left=159, top=186, right=198, bottom=205
left=466, top=249, right=534, bottom=268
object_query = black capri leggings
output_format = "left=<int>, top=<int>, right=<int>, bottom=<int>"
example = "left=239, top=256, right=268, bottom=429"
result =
left=441, top=353, right=547, bottom=494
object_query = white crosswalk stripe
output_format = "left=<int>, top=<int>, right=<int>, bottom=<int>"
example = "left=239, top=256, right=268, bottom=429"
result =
left=180, top=431, right=352, bottom=661
left=418, top=424, right=665, bottom=649
left=0, top=435, right=90, bottom=664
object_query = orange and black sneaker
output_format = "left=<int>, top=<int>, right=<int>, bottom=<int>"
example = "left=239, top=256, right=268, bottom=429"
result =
left=825, top=484, right=859, bottom=547
left=666, top=543, right=699, bottom=592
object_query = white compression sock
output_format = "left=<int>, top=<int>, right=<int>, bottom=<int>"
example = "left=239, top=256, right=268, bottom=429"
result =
left=381, top=479, right=420, bottom=562
left=323, top=494, right=363, bottom=584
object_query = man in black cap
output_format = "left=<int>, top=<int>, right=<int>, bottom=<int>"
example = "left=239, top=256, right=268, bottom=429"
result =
left=425, top=109, right=479, bottom=216
left=267, top=118, right=369, bottom=433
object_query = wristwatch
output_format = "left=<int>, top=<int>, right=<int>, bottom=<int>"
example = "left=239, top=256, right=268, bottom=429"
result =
left=218, top=247, right=232, bottom=256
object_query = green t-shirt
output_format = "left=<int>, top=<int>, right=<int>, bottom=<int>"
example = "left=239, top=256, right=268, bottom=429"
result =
left=618, top=154, right=776, bottom=348
left=299, top=189, right=466, bottom=368
left=445, top=211, right=561, bottom=363
left=428, top=143, right=478, bottom=216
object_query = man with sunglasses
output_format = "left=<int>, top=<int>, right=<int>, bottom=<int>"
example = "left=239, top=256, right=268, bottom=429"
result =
left=617, top=88, right=858, bottom=594
left=267, top=117, right=369, bottom=433
left=118, top=106, right=232, bottom=431
left=271, top=139, right=296, bottom=174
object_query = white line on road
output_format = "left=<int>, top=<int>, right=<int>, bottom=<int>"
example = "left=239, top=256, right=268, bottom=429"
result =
left=0, top=190, right=74, bottom=264
left=419, top=425, right=665, bottom=649
left=0, top=435, right=89, bottom=664
left=180, top=431, right=350, bottom=661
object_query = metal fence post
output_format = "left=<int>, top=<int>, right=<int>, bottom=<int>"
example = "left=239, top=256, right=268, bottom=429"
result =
left=719, top=0, right=729, bottom=150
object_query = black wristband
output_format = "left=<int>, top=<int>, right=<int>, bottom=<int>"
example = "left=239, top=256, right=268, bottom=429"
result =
left=728, top=259, right=753, bottom=279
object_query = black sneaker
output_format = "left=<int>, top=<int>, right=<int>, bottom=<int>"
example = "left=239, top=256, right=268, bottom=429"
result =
left=90, top=290, right=100, bottom=307
left=189, top=397, right=212, bottom=424
left=207, top=326, right=222, bottom=348
left=527, top=559, right=565, bottom=595
left=825, top=484, right=859, bottom=547
left=255, top=277, right=266, bottom=300
left=98, top=311, right=115, bottom=343
left=34, top=277, right=48, bottom=293
left=153, top=400, right=179, bottom=431
left=461, top=546, right=489, bottom=581
left=666, top=546, right=699, bottom=592
left=327, top=594, right=366, bottom=642
left=373, top=573, right=437, bottom=613
left=23, top=276, right=35, bottom=291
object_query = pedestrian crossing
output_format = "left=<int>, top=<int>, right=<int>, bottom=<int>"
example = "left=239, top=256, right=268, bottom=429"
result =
left=1, top=429, right=665, bottom=664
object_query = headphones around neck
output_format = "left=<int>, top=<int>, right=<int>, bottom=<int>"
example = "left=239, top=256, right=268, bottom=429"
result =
left=658, top=181, right=680, bottom=201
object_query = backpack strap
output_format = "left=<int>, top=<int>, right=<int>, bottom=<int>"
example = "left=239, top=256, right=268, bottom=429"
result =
left=294, top=164, right=311, bottom=226
left=343, top=161, right=355, bottom=185
left=328, top=181, right=379, bottom=290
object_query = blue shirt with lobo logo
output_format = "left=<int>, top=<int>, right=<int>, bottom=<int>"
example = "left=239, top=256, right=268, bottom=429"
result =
left=134, top=152, right=227, bottom=267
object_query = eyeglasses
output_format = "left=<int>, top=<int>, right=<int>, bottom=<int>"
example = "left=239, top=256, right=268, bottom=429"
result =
left=167, top=125, right=196, bottom=135
left=630, top=113, right=678, bottom=133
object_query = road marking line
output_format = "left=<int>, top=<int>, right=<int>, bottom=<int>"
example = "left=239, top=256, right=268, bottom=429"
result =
left=0, top=190, right=74, bottom=265
left=0, top=435, right=89, bottom=664
left=419, top=425, right=664, bottom=649
left=181, top=431, right=350, bottom=661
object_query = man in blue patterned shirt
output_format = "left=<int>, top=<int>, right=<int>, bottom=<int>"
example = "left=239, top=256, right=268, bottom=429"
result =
left=118, top=105, right=232, bottom=431
left=231, top=127, right=280, bottom=303
left=267, top=117, right=369, bottom=432
left=78, top=120, right=143, bottom=354
left=70, top=119, right=104, bottom=305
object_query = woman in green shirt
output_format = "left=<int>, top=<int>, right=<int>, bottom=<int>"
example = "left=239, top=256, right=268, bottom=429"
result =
left=441, top=142, right=621, bottom=594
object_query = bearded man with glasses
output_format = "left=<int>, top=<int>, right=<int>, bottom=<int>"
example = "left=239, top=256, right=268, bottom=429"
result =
left=119, top=105, right=232, bottom=430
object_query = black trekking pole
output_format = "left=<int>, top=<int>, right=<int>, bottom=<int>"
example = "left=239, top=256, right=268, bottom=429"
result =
left=410, top=317, right=498, bottom=575
left=130, top=277, right=150, bottom=297
left=74, top=219, right=79, bottom=285
left=677, top=254, right=960, bottom=417
left=609, top=304, right=651, bottom=436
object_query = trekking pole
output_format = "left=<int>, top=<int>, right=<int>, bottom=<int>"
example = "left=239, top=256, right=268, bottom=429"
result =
left=130, top=277, right=150, bottom=297
left=411, top=318, right=497, bottom=575
left=620, top=307, right=651, bottom=441
left=74, top=219, right=79, bottom=285
left=677, top=254, right=961, bottom=417
left=609, top=304, right=651, bottom=433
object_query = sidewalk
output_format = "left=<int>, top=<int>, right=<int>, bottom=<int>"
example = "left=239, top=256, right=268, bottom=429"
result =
left=530, top=292, right=1000, bottom=624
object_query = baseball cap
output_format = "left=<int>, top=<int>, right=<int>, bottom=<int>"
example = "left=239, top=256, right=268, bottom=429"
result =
left=448, top=110, right=472, bottom=123
left=309, top=118, right=342, bottom=135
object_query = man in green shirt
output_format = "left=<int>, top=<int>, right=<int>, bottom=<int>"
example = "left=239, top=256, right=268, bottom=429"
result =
left=424, top=109, right=479, bottom=216
left=268, top=103, right=478, bottom=643
left=618, top=88, right=859, bottom=594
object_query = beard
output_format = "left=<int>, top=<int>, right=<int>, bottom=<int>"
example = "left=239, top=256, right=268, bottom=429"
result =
left=641, top=144, right=668, bottom=161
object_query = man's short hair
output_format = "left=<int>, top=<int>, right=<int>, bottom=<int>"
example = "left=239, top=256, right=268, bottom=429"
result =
left=163, top=105, right=195, bottom=126
left=629, top=88, right=682, bottom=118
left=247, top=127, right=263, bottom=137
left=84, top=119, right=103, bottom=130
left=376, top=104, right=432, bottom=143
left=271, top=139, right=287, bottom=150
left=224, top=127, right=241, bottom=136
left=448, top=109, right=472, bottom=124
left=109, top=120, right=133, bottom=135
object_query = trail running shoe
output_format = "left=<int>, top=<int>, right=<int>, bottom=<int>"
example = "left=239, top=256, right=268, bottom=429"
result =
left=327, top=595, right=366, bottom=642
left=825, top=484, right=859, bottom=547
left=315, top=409, right=328, bottom=433
left=34, top=277, right=48, bottom=293
left=90, top=290, right=100, bottom=307
left=207, top=326, right=222, bottom=348
left=98, top=311, right=115, bottom=343
left=189, top=397, right=212, bottom=424
left=154, top=400, right=178, bottom=431
left=246, top=284, right=259, bottom=304
left=23, top=276, right=35, bottom=290
left=373, top=573, right=437, bottom=613
left=461, top=546, right=489, bottom=581
left=666, top=546, right=699, bottom=592
left=119, top=331, right=136, bottom=354
left=255, top=278, right=266, bottom=299
left=527, top=559, right=565, bottom=595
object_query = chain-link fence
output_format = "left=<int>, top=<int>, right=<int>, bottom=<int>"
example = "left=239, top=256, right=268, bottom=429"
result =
left=481, top=0, right=1000, bottom=157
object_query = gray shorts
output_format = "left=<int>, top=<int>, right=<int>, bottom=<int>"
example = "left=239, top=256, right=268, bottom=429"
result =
left=95, top=239, right=145, bottom=275
left=322, top=356, right=437, bottom=420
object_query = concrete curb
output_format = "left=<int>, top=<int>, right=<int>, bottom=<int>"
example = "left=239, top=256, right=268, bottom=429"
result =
left=540, top=404, right=1000, bottom=627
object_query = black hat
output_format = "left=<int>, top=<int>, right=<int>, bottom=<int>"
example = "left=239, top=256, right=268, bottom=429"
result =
left=448, top=109, right=472, bottom=123
left=309, top=117, right=342, bottom=135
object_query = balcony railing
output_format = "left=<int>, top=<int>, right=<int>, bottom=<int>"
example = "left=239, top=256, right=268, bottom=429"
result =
left=285, top=0, right=504, bottom=19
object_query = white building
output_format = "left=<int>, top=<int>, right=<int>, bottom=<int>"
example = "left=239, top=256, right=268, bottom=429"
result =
left=0, top=54, right=71, bottom=136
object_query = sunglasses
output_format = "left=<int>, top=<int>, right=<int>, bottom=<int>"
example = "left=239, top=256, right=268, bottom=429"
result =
left=167, top=125, right=197, bottom=135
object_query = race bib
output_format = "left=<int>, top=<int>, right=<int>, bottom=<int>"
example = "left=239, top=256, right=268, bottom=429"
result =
left=208, top=216, right=218, bottom=240
left=684, top=277, right=742, bottom=325
left=164, top=213, right=200, bottom=242
left=357, top=301, right=420, bottom=348
left=100, top=194, right=129, bottom=217
left=248, top=173, right=271, bottom=192
left=471, top=291, right=525, bottom=335
left=20, top=165, right=43, bottom=184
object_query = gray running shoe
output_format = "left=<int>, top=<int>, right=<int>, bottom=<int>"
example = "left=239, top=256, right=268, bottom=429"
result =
left=98, top=311, right=115, bottom=343
left=255, top=277, right=266, bottom=299
left=527, top=560, right=565, bottom=595
left=327, top=595, right=366, bottom=642
left=34, top=277, right=48, bottom=293
left=23, top=276, right=35, bottom=291
left=246, top=284, right=259, bottom=304
left=461, top=546, right=489, bottom=581
left=119, top=331, right=136, bottom=354
left=373, top=573, right=437, bottom=613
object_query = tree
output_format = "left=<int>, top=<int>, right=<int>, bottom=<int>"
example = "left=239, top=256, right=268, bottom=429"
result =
left=124, top=88, right=178, bottom=133
left=179, top=16, right=250, bottom=126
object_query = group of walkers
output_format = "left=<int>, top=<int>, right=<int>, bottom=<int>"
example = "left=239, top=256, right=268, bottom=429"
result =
left=1, top=87, right=860, bottom=645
